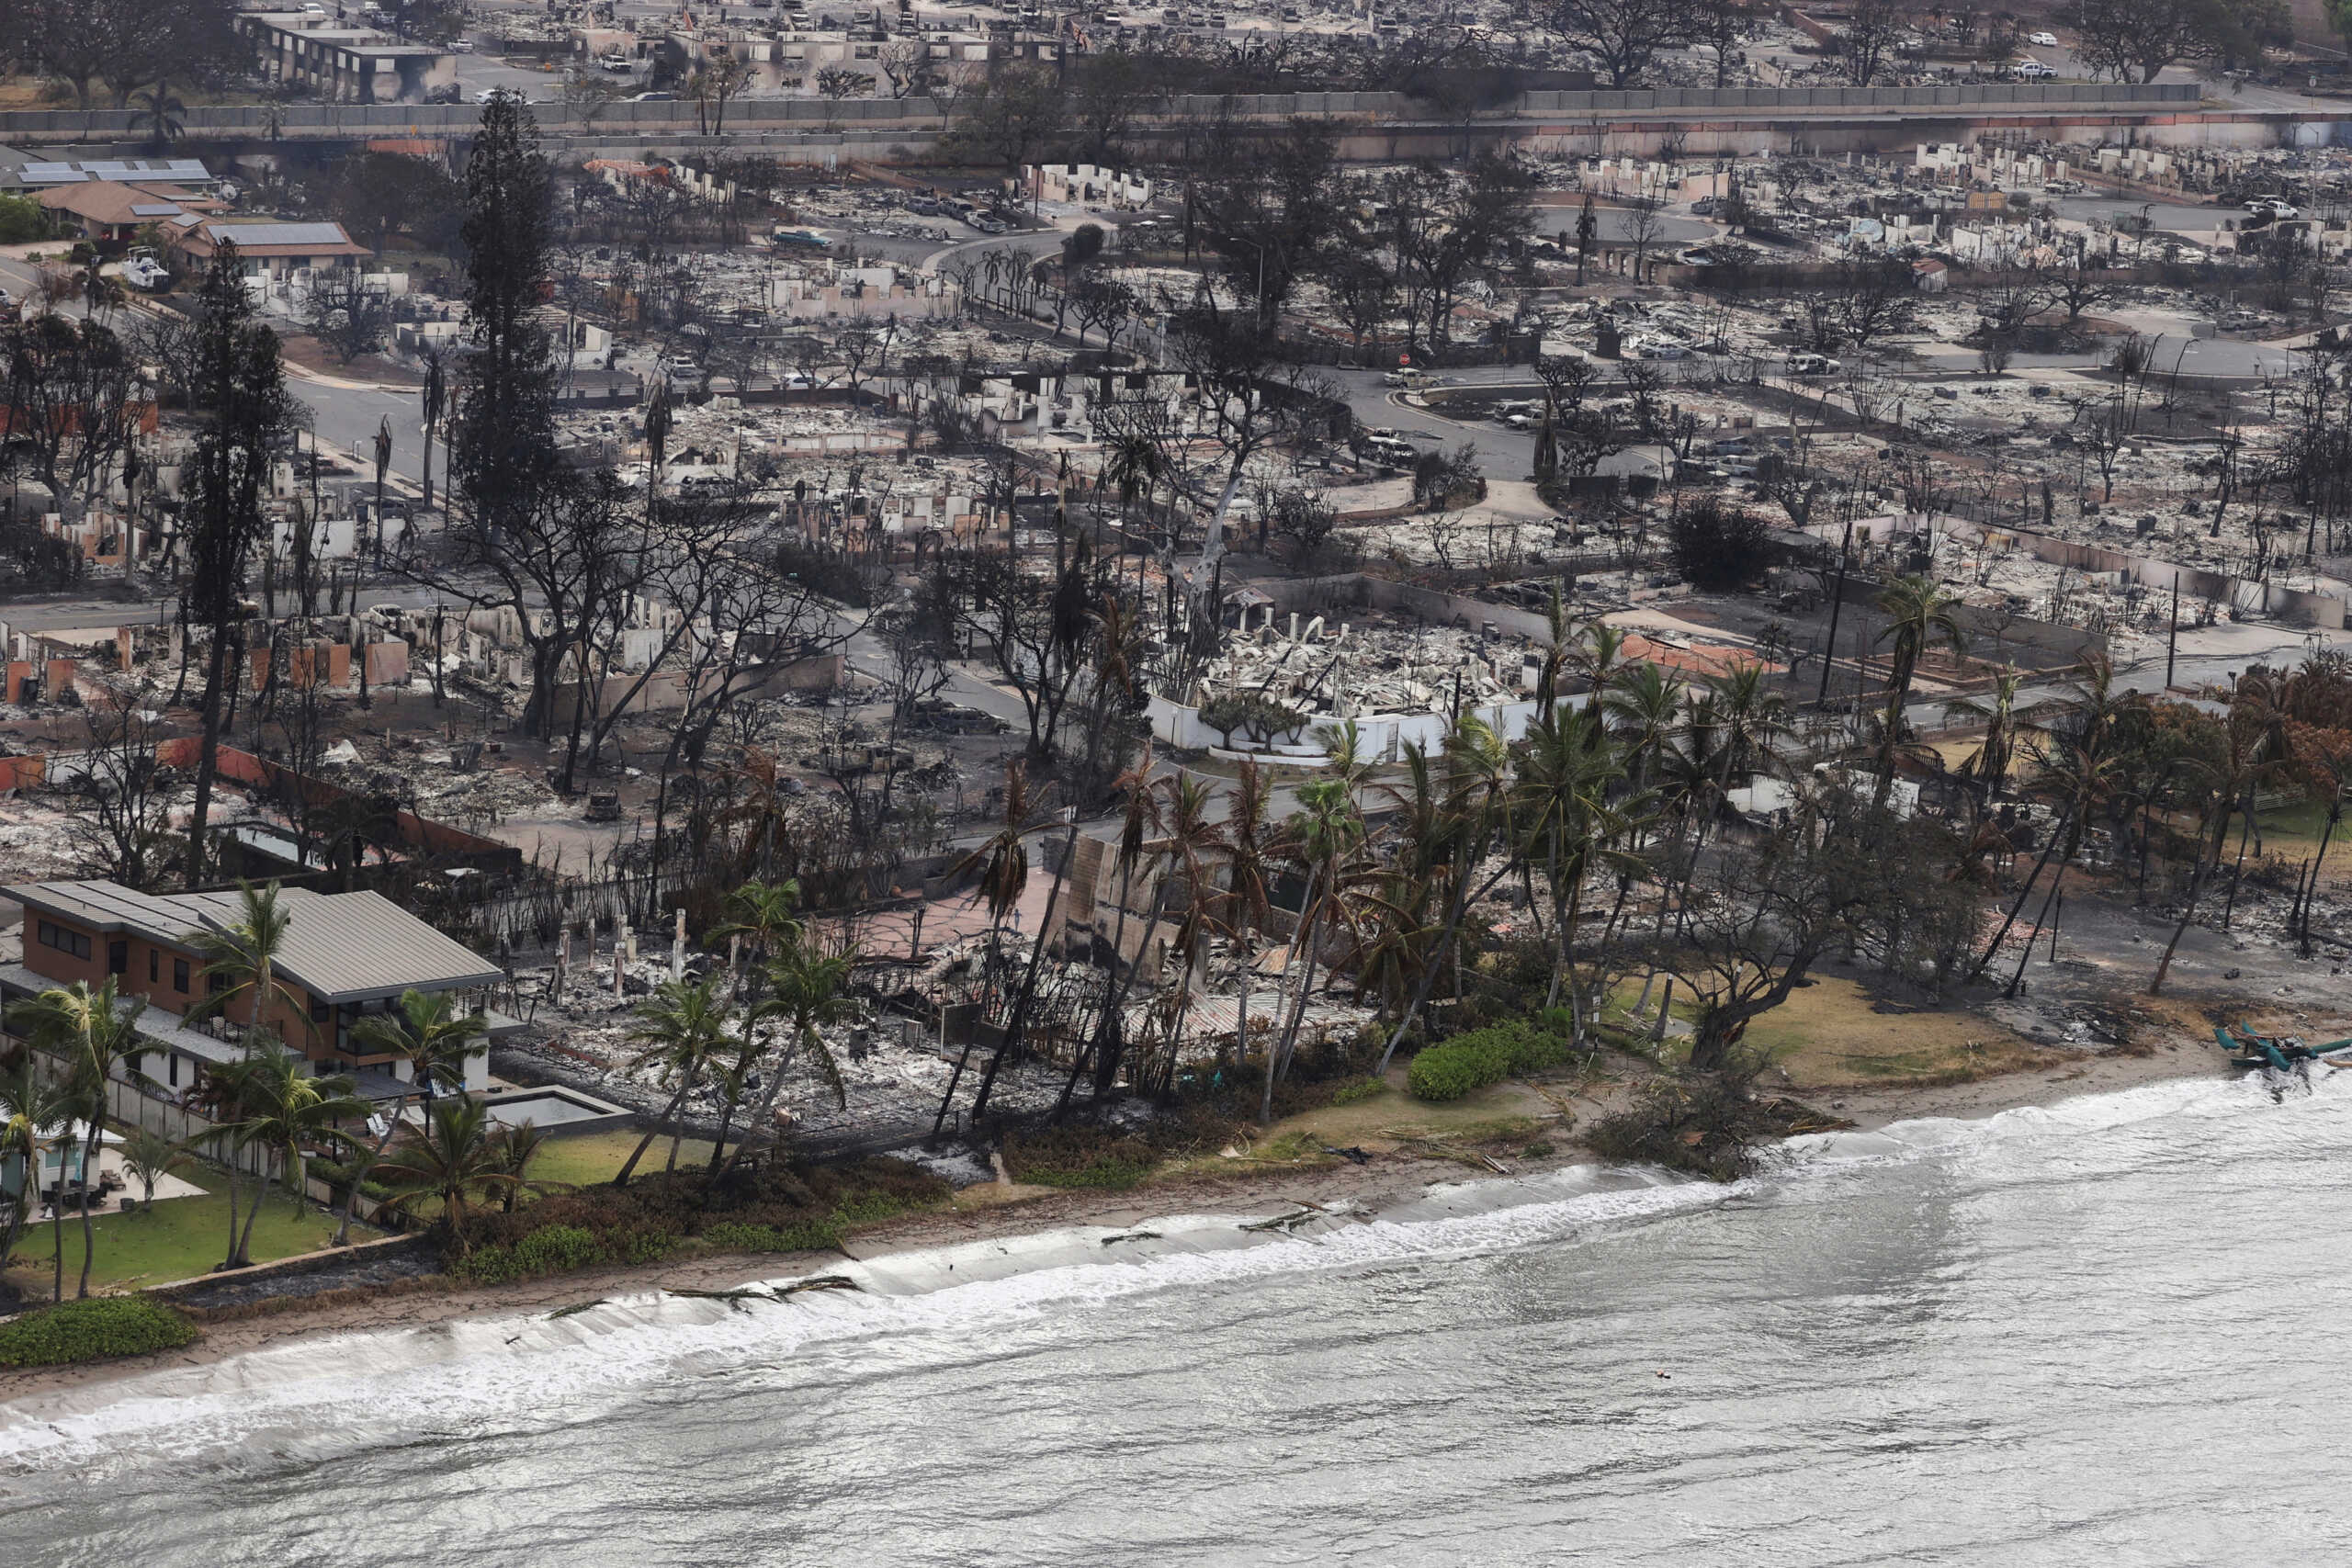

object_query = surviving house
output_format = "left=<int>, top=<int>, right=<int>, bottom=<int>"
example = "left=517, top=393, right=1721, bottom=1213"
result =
left=1, top=879, right=504, bottom=1095
left=35, top=179, right=225, bottom=244
left=166, top=220, right=371, bottom=284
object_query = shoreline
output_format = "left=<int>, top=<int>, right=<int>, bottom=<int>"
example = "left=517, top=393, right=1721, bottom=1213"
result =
left=0, top=1045, right=2219, bottom=1405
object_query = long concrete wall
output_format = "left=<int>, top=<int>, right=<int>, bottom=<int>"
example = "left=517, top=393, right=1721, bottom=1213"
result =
left=0, top=81, right=2204, bottom=147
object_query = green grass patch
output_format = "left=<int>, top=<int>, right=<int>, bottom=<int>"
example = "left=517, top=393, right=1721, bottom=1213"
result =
left=525, top=1130, right=718, bottom=1190
left=1329, top=1076, right=1389, bottom=1105
left=6, top=1166, right=348, bottom=1295
left=0, top=1296, right=198, bottom=1368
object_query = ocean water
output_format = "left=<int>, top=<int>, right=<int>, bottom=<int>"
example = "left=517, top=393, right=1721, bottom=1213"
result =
left=4, top=1069, right=2350, bottom=1566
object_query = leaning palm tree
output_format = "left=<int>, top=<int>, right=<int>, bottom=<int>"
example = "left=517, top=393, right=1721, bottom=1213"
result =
left=718, top=941, right=857, bottom=1177
left=1871, top=573, right=1967, bottom=807
left=10, top=976, right=155, bottom=1295
left=931, top=761, right=1055, bottom=1133
left=0, top=1059, right=79, bottom=1303
left=373, top=1098, right=514, bottom=1252
left=334, top=988, right=488, bottom=1245
left=614, top=974, right=734, bottom=1187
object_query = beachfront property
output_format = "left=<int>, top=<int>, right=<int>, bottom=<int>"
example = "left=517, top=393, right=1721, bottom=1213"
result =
left=0, top=880, right=506, bottom=1099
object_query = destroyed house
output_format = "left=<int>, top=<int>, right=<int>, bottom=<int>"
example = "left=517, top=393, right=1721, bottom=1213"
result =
left=2, top=880, right=503, bottom=1091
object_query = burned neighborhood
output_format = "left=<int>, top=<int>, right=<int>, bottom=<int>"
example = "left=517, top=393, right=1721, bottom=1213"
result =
left=4, top=1, right=2352, bottom=1556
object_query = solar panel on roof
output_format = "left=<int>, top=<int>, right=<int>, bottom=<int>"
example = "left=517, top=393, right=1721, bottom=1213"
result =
left=204, top=221, right=352, bottom=246
left=130, top=203, right=185, bottom=217
left=163, top=160, right=210, bottom=177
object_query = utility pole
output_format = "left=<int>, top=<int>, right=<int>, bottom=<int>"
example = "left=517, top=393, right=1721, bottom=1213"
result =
left=1816, top=513, right=1857, bottom=707
left=2165, top=576, right=2180, bottom=689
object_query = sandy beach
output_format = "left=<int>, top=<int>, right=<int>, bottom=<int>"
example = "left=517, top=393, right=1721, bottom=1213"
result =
left=0, top=1043, right=2222, bottom=1404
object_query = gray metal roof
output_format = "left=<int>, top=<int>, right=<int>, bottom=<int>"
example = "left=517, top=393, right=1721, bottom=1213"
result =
left=198, top=221, right=353, bottom=248
left=5, top=880, right=502, bottom=1004
left=182, top=887, right=504, bottom=1003
left=130, top=202, right=186, bottom=217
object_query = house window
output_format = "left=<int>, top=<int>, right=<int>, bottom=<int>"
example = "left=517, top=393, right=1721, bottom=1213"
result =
left=149, top=948, right=160, bottom=982
left=108, top=941, right=128, bottom=976
left=36, top=920, right=93, bottom=961
left=310, top=998, right=330, bottom=1022
left=174, top=958, right=190, bottom=994
left=168, top=1052, right=181, bottom=1089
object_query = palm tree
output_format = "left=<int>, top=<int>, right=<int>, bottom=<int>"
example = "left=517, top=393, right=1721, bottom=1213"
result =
left=707, top=877, right=806, bottom=991
left=184, top=880, right=315, bottom=1054
left=614, top=974, right=733, bottom=1187
left=1374, top=716, right=1515, bottom=1074
left=1603, top=661, right=1687, bottom=809
left=1221, top=761, right=1280, bottom=1125
left=718, top=941, right=857, bottom=1176
left=374, top=1098, right=515, bottom=1250
left=1871, top=574, right=1967, bottom=807
left=1141, top=770, right=1230, bottom=1099
left=1945, top=665, right=2027, bottom=799
left=1264, top=774, right=1365, bottom=1108
left=1971, top=656, right=2137, bottom=982
left=119, top=1125, right=190, bottom=1213
left=0, top=1059, right=79, bottom=1303
left=10, top=977, right=154, bottom=1295
left=1057, top=743, right=1164, bottom=1115
left=490, top=1119, right=565, bottom=1213
left=216, top=1045, right=365, bottom=1269
left=1514, top=704, right=1637, bottom=1028
left=334, top=988, right=488, bottom=1244
left=130, top=80, right=186, bottom=155
left=932, top=761, right=1054, bottom=1133
left=2150, top=698, right=2282, bottom=996
left=1566, top=621, right=1631, bottom=728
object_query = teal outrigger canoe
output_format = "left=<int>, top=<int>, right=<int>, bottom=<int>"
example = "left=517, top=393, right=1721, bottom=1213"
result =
left=2214, top=1021, right=2352, bottom=1073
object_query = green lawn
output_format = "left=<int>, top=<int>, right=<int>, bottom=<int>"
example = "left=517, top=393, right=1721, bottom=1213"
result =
left=6, top=1164, right=350, bottom=1296
left=526, top=1128, right=718, bottom=1190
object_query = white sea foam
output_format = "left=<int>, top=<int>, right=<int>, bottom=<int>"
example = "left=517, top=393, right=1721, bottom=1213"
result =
left=1, top=1066, right=2329, bottom=1485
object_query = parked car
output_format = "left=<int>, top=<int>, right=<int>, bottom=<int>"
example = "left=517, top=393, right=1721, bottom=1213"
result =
left=600, top=55, right=634, bottom=73
left=969, top=214, right=1008, bottom=234
left=2245, top=197, right=2299, bottom=220
left=2010, top=58, right=2056, bottom=78
left=1631, top=337, right=1690, bottom=360
left=1785, top=352, right=1841, bottom=376
left=2028, top=29, right=2058, bottom=46
left=1383, top=366, right=1425, bottom=388
left=629, top=90, right=677, bottom=101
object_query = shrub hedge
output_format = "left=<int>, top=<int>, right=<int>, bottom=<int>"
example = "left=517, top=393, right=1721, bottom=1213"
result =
left=1406, top=1020, right=1577, bottom=1101
left=447, top=1159, right=950, bottom=1285
left=0, top=1296, right=198, bottom=1368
